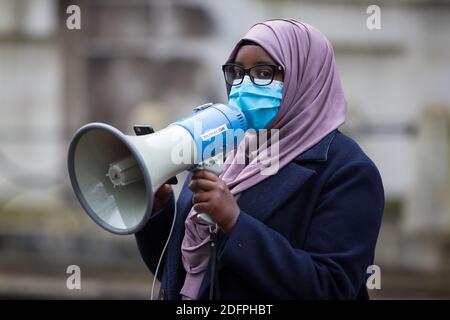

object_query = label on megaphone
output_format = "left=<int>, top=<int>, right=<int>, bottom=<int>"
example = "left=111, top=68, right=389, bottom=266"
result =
left=200, top=124, right=228, bottom=141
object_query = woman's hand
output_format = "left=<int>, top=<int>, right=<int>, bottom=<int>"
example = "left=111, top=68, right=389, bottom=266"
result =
left=151, top=177, right=176, bottom=214
left=189, top=170, right=240, bottom=235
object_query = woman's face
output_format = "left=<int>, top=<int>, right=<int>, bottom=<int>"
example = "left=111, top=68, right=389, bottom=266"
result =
left=233, top=44, right=283, bottom=82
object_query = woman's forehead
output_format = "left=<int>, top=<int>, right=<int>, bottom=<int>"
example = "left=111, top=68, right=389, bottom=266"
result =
left=233, top=44, right=277, bottom=66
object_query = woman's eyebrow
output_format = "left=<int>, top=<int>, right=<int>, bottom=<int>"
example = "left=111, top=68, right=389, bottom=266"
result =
left=232, top=60, right=276, bottom=67
left=254, top=60, right=276, bottom=65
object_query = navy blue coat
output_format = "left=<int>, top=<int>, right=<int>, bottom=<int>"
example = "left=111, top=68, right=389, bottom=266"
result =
left=135, top=129, right=384, bottom=300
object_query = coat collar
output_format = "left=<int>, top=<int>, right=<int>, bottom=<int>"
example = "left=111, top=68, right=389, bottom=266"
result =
left=294, top=129, right=337, bottom=163
left=235, top=129, right=338, bottom=222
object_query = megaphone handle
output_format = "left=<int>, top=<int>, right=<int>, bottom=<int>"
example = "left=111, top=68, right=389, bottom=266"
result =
left=192, top=167, right=219, bottom=225
left=197, top=212, right=215, bottom=224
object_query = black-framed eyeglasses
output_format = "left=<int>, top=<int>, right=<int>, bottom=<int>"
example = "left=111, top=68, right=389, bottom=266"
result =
left=222, top=63, right=283, bottom=86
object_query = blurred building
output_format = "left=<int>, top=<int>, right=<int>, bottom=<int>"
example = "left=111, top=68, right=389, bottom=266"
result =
left=0, top=0, right=450, bottom=298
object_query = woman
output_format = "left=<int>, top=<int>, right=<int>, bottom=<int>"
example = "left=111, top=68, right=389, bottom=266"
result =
left=135, top=19, right=384, bottom=300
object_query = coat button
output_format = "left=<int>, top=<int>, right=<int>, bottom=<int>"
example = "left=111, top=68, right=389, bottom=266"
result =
left=159, top=289, right=167, bottom=300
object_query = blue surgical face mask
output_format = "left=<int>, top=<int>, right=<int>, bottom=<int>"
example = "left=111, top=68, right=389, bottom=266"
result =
left=228, top=76, right=283, bottom=130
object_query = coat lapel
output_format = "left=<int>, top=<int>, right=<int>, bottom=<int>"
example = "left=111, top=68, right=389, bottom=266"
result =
left=236, top=164, right=314, bottom=222
left=229, top=129, right=338, bottom=224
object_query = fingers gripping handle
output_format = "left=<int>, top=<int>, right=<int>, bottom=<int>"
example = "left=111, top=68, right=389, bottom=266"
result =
left=192, top=155, right=224, bottom=225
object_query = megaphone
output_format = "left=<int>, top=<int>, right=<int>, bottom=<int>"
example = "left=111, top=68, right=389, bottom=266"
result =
left=67, top=103, right=247, bottom=234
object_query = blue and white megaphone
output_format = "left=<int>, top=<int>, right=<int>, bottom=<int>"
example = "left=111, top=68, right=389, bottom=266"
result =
left=67, top=103, right=247, bottom=234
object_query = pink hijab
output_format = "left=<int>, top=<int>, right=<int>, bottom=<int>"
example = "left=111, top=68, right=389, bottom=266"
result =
left=180, top=19, right=347, bottom=299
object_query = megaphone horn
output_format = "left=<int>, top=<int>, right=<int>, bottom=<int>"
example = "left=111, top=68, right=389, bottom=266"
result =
left=67, top=103, right=247, bottom=234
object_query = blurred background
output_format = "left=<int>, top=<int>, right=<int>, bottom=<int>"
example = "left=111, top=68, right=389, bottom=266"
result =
left=1, top=0, right=450, bottom=299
